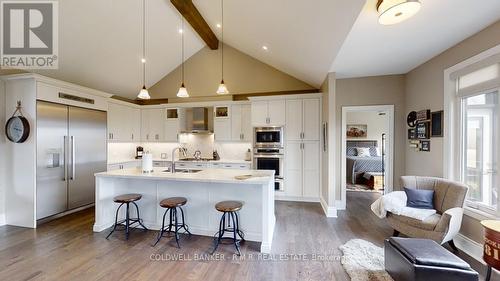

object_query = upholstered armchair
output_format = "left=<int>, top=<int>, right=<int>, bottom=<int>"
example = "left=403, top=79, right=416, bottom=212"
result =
left=386, top=176, right=468, bottom=252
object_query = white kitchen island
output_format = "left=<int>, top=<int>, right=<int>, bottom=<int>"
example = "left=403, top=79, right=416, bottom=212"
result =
left=94, top=168, right=275, bottom=253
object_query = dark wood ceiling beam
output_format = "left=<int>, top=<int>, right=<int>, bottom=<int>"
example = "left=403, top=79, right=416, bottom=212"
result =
left=171, top=0, right=219, bottom=50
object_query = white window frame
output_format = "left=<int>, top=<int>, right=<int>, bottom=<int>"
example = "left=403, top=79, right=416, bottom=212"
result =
left=444, top=44, right=500, bottom=220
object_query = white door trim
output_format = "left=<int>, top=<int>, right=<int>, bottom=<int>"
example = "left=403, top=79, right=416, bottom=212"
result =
left=340, top=105, right=395, bottom=209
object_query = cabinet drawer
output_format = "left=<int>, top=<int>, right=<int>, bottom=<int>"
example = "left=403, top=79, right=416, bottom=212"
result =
left=153, top=161, right=169, bottom=167
left=218, top=163, right=251, bottom=170
left=175, top=162, right=208, bottom=169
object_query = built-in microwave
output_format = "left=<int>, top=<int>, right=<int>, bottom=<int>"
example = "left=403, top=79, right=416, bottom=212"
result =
left=254, top=127, right=284, bottom=148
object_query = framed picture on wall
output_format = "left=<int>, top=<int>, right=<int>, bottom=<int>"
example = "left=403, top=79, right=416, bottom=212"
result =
left=416, top=122, right=430, bottom=139
left=431, top=110, right=443, bottom=137
left=408, top=128, right=417, bottom=140
left=420, top=140, right=430, bottom=152
left=346, top=124, right=367, bottom=138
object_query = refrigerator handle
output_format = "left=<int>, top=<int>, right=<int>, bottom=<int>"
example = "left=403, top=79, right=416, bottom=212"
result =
left=63, top=136, right=68, bottom=181
left=71, top=136, right=76, bottom=180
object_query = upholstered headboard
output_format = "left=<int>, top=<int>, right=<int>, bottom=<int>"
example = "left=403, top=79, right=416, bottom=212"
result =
left=346, top=140, right=378, bottom=148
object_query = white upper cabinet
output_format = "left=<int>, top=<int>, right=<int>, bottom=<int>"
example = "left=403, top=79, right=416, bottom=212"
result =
left=230, top=104, right=252, bottom=142
left=285, top=100, right=303, bottom=141
left=285, top=98, right=320, bottom=141
left=108, top=102, right=140, bottom=142
left=214, top=106, right=232, bottom=141
left=251, top=100, right=285, bottom=126
left=141, top=108, right=164, bottom=142
left=303, top=99, right=320, bottom=141
left=164, top=108, right=183, bottom=142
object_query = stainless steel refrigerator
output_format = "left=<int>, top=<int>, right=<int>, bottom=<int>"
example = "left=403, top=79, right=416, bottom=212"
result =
left=36, top=101, right=107, bottom=220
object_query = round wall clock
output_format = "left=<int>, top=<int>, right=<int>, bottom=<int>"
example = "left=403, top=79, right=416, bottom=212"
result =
left=5, top=116, right=30, bottom=143
left=407, top=111, right=417, bottom=127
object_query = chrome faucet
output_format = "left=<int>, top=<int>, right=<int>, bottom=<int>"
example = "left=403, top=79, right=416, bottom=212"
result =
left=193, top=150, right=202, bottom=160
left=171, top=147, right=187, bottom=173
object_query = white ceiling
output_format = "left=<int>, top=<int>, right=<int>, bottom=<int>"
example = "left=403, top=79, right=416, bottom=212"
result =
left=36, top=0, right=205, bottom=98
left=33, top=0, right=364, bottom=98
left=194, top=0, right=365, bottom=88
left=331, top=0, right=500, bottom=78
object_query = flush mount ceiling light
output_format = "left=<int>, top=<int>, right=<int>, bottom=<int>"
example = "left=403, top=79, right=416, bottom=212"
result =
left=377, top=0, right=421, bottom=25
left=137, top=0, right=150, bottom=99
left=177, top=18, right=189, bottom=98
left=216, top=0, right=229, bottom=95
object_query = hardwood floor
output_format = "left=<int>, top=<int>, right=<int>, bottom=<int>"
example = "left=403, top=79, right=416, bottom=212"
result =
left=0, top=192, right=494, bottom=280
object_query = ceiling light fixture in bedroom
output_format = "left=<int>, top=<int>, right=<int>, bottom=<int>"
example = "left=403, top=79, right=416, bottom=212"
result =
left=377, top=0, right=421, bottom=25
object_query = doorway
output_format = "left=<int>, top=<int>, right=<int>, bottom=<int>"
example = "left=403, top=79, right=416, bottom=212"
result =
left=340, top=105, right=394, bottom=209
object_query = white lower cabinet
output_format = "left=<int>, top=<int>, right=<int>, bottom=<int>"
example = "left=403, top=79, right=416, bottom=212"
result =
left=284, top=141, right=320, bottom=200
left=107, top=161, right=141, bottom=171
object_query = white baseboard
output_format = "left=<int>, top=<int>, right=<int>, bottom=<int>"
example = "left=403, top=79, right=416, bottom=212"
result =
left=336, top=200, right=346, bottom=210
left=320, top=197, right=337, bottom=217
left=455, top=233, right=484, bottom=264
left=0, top=213, right=5, bottom=226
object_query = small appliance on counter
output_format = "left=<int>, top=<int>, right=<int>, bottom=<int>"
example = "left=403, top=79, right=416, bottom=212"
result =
left=142, top=152, right=153, bottom=173
left=245, top=148, right=252, bottom=161
left=213, top=150, right=220, bottom=160
left=135, top=146, right=144, bottom=159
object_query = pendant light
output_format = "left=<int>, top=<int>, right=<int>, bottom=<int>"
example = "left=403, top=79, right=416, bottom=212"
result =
left=137, top=0, right=151, bottom=99
left=216, top=0, right=229, bottom=95
left=377, top=0, right=421, bottom=25
left=177, top=18, right=189, bottom=98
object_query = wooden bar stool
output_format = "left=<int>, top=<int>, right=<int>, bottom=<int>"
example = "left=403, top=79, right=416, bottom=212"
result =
left=211, top=200, right=245, bottom=256
left=106, top=193, right=148, bottom=240
left=153, top=197, right=191, bottom=248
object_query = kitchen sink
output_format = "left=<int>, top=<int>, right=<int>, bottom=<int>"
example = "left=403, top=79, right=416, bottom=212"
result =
left=162, top=169, right=203, bottom=174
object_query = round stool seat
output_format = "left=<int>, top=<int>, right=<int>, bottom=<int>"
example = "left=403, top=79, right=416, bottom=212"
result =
left=160, top=197, right=187, bottom=208
left=215, top=201, right=243, bottom=212
left=113, top=193, right=142, bottom=203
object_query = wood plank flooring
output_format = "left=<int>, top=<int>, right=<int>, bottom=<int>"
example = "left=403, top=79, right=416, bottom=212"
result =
left=0, top=192, right=495, bottom=281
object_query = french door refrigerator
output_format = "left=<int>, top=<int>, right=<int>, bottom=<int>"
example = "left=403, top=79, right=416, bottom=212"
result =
left=36, top=101, right=107, bottom=220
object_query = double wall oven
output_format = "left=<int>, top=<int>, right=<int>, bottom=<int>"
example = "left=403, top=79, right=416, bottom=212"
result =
left=253, top=127, right=284, bottom=191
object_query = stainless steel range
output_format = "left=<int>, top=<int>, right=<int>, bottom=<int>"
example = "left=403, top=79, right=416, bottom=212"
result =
left=253, top=126, right=284, bottom=191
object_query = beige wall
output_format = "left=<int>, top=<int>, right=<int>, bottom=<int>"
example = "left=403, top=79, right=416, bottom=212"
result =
left=336, top=75, right=407, bottom=202
left=405, top=20, right=500, bottom=243
left=149, top=44, right=315, bottom=99
left=321, top=73, right=336, bottom=208
left=346, top=111, right=389, bottom=149
left=0, top=79, right=5, bottom=224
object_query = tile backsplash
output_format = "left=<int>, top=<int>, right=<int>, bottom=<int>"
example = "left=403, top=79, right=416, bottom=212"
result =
left=108, top=134, right=251, bottom=163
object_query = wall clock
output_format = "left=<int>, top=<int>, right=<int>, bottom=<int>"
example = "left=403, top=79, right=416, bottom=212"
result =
left=407, top=111, right=417, bottom=127
left=5, top=101, right=30, bottom=143
left=5, top=116, right=30, bottom=143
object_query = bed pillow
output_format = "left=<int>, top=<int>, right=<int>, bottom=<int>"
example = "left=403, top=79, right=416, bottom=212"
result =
left=404, top=187, right=434, bottom=209
left=356, top=147, right=371, bottom=157
left=374, top=147, right=381, bottom=156
left=347, top=147, right=357, bottom=156
left=369, top=146, right=379, bottom=156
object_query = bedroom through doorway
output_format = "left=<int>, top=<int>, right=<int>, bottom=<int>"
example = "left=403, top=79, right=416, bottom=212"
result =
left=341, top=105, right=395, bottom=207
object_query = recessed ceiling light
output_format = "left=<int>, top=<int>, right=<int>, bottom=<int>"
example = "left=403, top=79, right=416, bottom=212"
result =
left=141, top=58, right=146, bottom=63
left=216, top=23, right=222, bottom=28
left=178, top=28, right=183, bottom=34
left=377, top=0, right=421, bottom=25
left=262, top=46, right=268, bottom=51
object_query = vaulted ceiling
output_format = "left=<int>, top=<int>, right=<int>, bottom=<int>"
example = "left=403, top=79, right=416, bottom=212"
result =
left=332, top=0, right=500, bottom=78
left=13, top=0, right=500, bottom=99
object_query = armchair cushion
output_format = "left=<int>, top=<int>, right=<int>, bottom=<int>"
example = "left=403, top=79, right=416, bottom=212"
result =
left=389, top=213, right=441, bottom=231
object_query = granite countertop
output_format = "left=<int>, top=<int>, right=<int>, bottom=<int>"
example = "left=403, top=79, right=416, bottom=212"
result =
left=95, top=168, right=273, bottom=185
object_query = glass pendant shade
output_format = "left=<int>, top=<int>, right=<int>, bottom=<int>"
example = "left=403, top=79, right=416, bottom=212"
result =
left=377, top=0, right=421, bottom=25
left=216, top=80, right=229, bottom=95
left=137, top=85, right=151, bottom=99
left=177, top=83, right=189, bottom=98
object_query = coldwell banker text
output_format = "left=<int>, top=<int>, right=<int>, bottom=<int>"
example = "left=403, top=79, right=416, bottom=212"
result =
left=1, top=1, right=58, bottom=69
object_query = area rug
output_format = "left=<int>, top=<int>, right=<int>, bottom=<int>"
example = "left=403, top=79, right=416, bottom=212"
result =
left=339, top=239, right=393, bottom=281
left=346, top=184, right=382, bottom=193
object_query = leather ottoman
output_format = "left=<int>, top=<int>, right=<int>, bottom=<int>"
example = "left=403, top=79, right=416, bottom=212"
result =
left=384, top=237, right=479, bottom=281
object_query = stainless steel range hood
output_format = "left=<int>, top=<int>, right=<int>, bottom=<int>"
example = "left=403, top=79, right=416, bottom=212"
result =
left=182, top=107, right=214, bottom=134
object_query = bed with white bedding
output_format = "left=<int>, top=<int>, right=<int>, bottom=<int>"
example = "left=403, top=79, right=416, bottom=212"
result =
left=346, top=140, right=383, bottom=184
